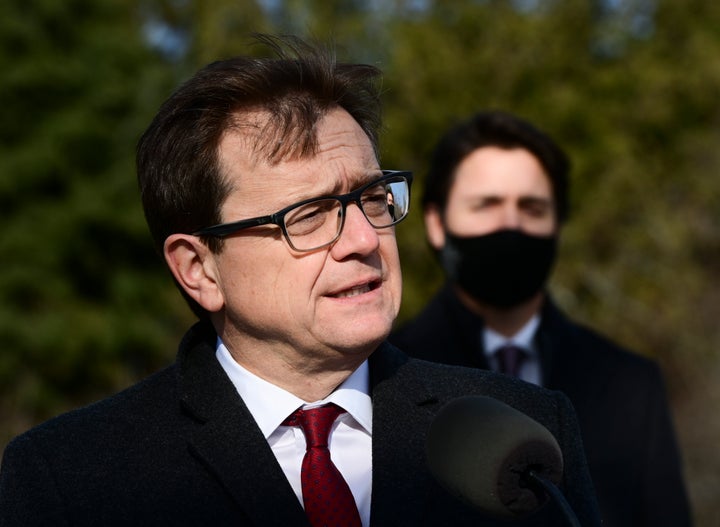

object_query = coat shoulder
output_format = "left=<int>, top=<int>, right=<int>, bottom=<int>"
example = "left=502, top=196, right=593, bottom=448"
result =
left=4, top=365, right=178, bottom=458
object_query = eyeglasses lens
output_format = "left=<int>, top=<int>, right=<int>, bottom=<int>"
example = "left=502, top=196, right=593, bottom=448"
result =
left=283, top=176, right=409, bottom=251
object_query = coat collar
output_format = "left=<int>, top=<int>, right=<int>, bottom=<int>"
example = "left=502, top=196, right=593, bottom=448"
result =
left=176, top=322, right=443, bottom=527
left=176, top=320, right=309, bottom=526
left=368, top=342, right=443, bottom=526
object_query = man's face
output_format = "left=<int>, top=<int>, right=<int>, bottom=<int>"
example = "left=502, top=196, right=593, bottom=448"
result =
left=209, top=108, right=402, bottom=365
left=426, top=146, right=557, bottom=248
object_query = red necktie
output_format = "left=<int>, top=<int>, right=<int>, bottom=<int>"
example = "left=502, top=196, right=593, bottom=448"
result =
left=283, top=404, right=362, bottom=527
left=496, top=345, right=527, bottom=377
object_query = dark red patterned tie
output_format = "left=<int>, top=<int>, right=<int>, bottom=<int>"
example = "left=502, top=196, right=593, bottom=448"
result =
left=283, top=404, right=362, bottom=527
left=496, top=345, right=527, bottom=377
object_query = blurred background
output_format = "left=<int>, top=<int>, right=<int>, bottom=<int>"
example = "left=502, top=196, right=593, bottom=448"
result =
left=1, top=0, right=718, bottom=524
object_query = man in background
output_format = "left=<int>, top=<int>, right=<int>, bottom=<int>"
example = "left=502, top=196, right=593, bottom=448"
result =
left=391, top=110, right=692, bottom=527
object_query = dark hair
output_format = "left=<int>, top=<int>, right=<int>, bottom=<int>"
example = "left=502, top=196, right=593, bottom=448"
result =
left=423, top=110, right=570, bottom=223
left=137, top=34, right=383, bottom=317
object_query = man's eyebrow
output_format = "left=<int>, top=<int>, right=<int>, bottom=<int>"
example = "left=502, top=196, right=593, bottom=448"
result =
left=462, top=193, right=502, bottom=203
left=298, top=170, right=374, bottom=199
left=323, top=170, right=383, bottom=195
left=519, top=196, right=554, bottom=204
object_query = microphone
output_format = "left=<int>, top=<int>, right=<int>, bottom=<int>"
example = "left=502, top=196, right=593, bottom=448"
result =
left=426, top=396, right=581, bottom=526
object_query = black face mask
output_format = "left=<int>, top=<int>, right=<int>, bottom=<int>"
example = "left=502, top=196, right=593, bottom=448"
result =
left=440, top=229, right=557, bottom=308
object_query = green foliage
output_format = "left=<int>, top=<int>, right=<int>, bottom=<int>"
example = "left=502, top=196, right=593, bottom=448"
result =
left=0, top=0, right=193, bottom=441
left=2, top=1, right=720, bottom=523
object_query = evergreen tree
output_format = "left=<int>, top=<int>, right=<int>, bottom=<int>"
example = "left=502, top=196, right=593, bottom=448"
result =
left=0, top=0, right=188, bottom=443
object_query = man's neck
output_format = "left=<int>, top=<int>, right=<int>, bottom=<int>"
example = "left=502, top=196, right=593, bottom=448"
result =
left=213, top=317, right=372, bottom=402
left=454, top=286, right=544, bottom=338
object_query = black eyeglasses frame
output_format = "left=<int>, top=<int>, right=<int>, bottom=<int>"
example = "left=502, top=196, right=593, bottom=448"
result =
left=192, top=170, right=413, bottom=252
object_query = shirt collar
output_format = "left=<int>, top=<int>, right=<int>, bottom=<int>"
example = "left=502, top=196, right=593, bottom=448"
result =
left=484, top=314, right=541, bottom=357
left=215, top=338, right=372, bottom=438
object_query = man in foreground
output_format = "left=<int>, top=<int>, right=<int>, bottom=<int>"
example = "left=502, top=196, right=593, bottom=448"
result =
left=0, top=38, right=600, bottom=526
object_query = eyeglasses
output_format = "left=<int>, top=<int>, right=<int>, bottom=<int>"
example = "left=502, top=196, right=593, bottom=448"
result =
left=193, top=170, right=413, bottom=252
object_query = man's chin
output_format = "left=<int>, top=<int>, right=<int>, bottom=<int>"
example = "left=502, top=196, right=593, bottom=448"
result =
left=330, top=328, right=390, bottom=357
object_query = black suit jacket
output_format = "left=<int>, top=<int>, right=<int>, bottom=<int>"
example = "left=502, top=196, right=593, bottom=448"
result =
left=390, top=285, right=692, bottom=527
left=0, top=319, right=600, bottom=526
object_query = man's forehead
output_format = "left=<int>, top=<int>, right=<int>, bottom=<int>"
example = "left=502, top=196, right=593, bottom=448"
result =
left=217, top=127, right=379, bottom=209
left=452, top=149, right=553, bottom=191
left=231, top=105, right=368, bottom=152
left=222, top=110, right=316, bottom=167
left=221, top=107, right=374, bottom=168
left=452, top=175, right=553, bottom=196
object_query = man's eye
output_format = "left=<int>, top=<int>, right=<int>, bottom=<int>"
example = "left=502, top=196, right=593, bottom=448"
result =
left=469, top=199, right=497, bottom=211
left=522, top=201, right=552, bottom=217
left=362, top=193, right=389, bottom=216
left=285, top=201, right=335, bottom=234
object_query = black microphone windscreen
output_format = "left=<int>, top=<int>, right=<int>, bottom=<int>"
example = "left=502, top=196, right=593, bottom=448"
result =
left=426, top=395, right=564, bottom=519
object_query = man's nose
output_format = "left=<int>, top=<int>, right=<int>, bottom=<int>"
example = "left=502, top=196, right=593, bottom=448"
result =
left=499, top=204, right=522, bottom=229
left=330, top=202, right=381, bottom=258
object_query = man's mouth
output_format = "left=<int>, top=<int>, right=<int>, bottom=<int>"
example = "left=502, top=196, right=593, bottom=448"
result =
left=329, top=280, right=380, bottom=299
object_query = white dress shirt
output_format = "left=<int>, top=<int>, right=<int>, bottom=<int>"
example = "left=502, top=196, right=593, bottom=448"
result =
left=215, top=339, right=373, bottom=527
left=483, top=314, right=542, bottom=386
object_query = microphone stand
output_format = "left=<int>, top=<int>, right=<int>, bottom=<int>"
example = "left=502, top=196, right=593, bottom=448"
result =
left=525, top=470, right=582, bottom=527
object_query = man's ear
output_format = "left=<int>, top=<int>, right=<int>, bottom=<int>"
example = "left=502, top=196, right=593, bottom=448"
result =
left=424, top=205, right=446, bottom=250
left=164, top=234, right=225, bottom=313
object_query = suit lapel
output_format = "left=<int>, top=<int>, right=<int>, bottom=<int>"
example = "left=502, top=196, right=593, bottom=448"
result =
left=439, top=285, right=492, bottom=370
left=367, top=343, right=441, bottom=527
left=176, top=322, right=309, bottom=527
left=188, top=414, right=308, bottom=526
left=537, top=297, right=591, bottom=391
